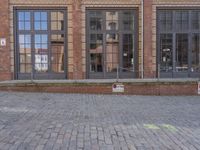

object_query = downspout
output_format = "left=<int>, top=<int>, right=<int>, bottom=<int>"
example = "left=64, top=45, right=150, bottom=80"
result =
left=141, top=0, right=144, bottom=78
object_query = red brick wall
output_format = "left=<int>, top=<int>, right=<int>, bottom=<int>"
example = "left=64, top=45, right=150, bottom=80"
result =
left=72, top=0, right=84, bottom=79
left=0, top=0, right=11, bottom=80
left=143, top=0, right=155, bottom=78
left=0, top=82, right=198, bottom=95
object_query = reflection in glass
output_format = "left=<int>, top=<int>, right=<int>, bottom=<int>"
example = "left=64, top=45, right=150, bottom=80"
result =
left=176, top=11, right=189, bottom=30
left=160, top=34, right=173, bottom=72
left=51, top=11, right=64, bottom=31
left=106, top=11, right=118, bottom=30
left=89, top=34, right=103, bottom=72
left=18, top=12, right=31, bottom=30
left=159, top=11, right=172, bottom=31
left=191, top=11, right=200, bottom=30
left=34, top=34, right=48, bottom=72
left=17, top=10, right=66, bottom=77
left=191, top=34, right=200, bottom=72
left=34, top=12, right=47, bottom=30
left=51, top=11, right=64, bottom=30
left=89, top=11, right=103, bottom=31
left=19, top=34, right=32, bottom=73
left=106, top=33, right=119, bottom=72
left=51, top=34, right=64, bottom=43
left=90, top=54, right=103, bottom=72
left=123, top=34, right=134, bottom=72
left=176, top=34, right=188, bottom=72
left=123, top=11, right=134, bottom=30
left=51, top=34, right=64, bottom=73
left=20, top=64, right=32, bottom=73
left=51, top=45, right=64, bottom=73
left=20, top=54, right=31, bottom=63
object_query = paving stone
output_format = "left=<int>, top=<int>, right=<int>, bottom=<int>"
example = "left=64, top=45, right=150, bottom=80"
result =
left=0, top=92, right=199, bottom=150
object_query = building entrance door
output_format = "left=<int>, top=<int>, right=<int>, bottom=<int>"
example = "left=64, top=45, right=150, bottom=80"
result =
left=15, top=10, right=67, bottom=79
left=87, top=10, right=137, bottom=79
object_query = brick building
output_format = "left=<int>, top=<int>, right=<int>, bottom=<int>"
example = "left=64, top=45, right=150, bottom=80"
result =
left=0, top=0, right=200, bottom=80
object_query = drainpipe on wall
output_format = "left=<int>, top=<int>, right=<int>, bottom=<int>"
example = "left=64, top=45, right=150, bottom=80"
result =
left=141, top=0, right=144, bottom=79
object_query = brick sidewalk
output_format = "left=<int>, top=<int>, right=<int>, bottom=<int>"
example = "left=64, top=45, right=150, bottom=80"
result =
left=0, top=92, right=199, bottom=150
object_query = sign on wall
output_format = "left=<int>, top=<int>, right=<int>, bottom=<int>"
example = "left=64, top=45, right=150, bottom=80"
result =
left=112, top=83, right=125, bottom=93
left=198, top=82, right=200, bottom=95
left=0, top=38, right=6, bottom=46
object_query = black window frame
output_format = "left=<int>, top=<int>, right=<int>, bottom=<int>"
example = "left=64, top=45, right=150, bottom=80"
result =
left=86, top=8, right=138, bottom=79
left=157, top=8, right=200, bottom=78
left=14, top=8, right=68, bottom=80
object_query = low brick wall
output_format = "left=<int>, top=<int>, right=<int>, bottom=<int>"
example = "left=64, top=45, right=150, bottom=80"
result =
left=0, top=81, right=198, bottom=95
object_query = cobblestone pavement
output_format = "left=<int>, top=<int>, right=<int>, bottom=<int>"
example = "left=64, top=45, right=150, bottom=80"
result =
left=0, top=92, right=199, bottom=150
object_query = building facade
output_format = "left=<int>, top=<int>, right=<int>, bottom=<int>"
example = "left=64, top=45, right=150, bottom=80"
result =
left=0, top=0, right=200, bottom=80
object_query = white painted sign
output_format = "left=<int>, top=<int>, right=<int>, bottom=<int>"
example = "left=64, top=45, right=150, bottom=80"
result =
left=112, top=83, right=124, bottom=93
left=0, top=38, right=6, bottom=46
left=198, top=82, right=200, bottom=95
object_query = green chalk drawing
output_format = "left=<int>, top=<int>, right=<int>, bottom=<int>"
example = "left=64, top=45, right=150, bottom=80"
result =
left=161, top=124, right=178, bottom=132
left=143, top=124, right=160, bottom=130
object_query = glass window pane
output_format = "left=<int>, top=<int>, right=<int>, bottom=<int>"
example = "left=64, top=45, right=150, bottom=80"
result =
left=18, top=22, right=24, bottom=30
left=57, top=21, right=63, bottom=30
left=90, top=34, right=103, bottom=44
left=35, top=35, right=41, bottom=44
left=51, top=34, right=64, bottom=43
left=34, top=34, right=48, bottom=55
left=20, top=64, right=26, bottom=73
left=176, top=34, right=188, bottom=72
left=58, top=12, right=64, bottom=21
left=106, top=11, right=119, bottom=30
left=24, top=12, right=30, bottom=21
left=35, top=55, right=48, bottom=72
left=90, top=54, right=103, bottom=72
left=89, top=33, right=103, bottom=73
left=160, top=34, right=173, bottom=72
left=191, top=34, right=200, bottom=72
left=51, top=12, right=57, bottom=21
left=51, top=21, right=57, bottom=30
left=19, top=45, right=25, bottom=53
left=41, top=22, right=47, bottom=30
left=106, top=33, right=119, bottom=72
left=18, top=12, right=24, bottom=21
left=34, top=12, right=47, bottom=30
left=123, top=11, right=134, bottom=30
left=24, top=22, right=30, bottom=30
left=19, top=35, right=25, bottom=44
left=25, top=54, right=32, bottom=64
left=89, top=11, right=102, bottom=31
left=176, top=11, right=189, bottom=30
left=41, top=35, right=47, bottom=44
left=90, top=18, right=102, bottom=30
left=20, top=54, right=25, bottom=63
left=41, top=44, right=48, bottom=49
left=51, top=45, right=65, bottom=73
left=34, top=12, right=41, bottom=21
left=159, top=11, right=172, bottom=31
left=51, top=11, right=64, bottom=31
left=192, top=11, right=200, bottom=30
left=26, top=64, right=32, bottom=73
left=41, top=12, right=47, bottom=21
left=123, top=34, right=134, bottom=72
left=25, top=35, right=31, bottom=44
left=52, top=21, right=58, bottom=30
left=34, top=21, right=40, bottom=30
left=123, top=20, right=134, bottom=30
